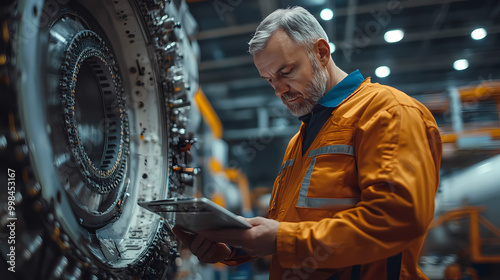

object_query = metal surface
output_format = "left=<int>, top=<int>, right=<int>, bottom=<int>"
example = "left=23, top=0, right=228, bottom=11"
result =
left=1, top=0, right=201, bottom=278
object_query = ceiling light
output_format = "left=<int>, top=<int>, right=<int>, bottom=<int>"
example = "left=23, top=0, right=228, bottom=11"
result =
left=375, top=66, right=391, bottom=78
left=329, top=42, right=336, bottom=53
left=471, top=28, right=487, bottom=40
left=384, top=29, right=404, bottom=43
left=453, top=59, right=469, bottom=71
left=320, top=8, right=334, bottom=21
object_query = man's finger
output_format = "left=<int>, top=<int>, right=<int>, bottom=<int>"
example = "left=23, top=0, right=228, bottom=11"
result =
left=196, top=239, right=213, bottom=257
left=190, top=234, right=207, bottom=255
left=173, top=226, right=196, bottom=247
left=245, top=217, right=265, bottom=226
left=236, top=215, right=250, bottom=222
left=198, top=243, right=217, bottom=263
left=200, top=243, right=232, bottom=263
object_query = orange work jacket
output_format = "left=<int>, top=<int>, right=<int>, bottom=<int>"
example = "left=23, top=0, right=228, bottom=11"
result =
left=223, top=78, right=442, bottom=280
left=269, top=78, right=442, bottom=279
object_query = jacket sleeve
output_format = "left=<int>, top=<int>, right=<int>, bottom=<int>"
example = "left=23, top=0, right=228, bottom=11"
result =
left=276, top=103, right=442, bottom=268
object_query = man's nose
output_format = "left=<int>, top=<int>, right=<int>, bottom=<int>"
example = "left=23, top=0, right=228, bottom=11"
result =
left=273, top=80, right=289, bottom=98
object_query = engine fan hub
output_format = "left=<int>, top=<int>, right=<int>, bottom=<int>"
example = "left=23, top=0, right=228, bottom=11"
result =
left=59, top=29, right=129, bottom=194
left=46, top=15, right=129, bottom=228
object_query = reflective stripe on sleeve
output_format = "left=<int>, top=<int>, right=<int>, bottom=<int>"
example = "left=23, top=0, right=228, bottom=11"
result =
left=297, top=145, right=358, bottom=209
left=279, top=159, right=295, bottom=172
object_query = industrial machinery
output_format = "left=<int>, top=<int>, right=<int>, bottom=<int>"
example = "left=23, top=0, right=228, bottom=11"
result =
left=419, top=83, right=500, bottom=279
left=0, top=0, right=201, bottom=278
left=421, top=155, right=500, bottom=278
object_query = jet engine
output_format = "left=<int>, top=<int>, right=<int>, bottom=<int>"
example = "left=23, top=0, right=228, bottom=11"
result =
left=0, top=0, right=200, bottom=278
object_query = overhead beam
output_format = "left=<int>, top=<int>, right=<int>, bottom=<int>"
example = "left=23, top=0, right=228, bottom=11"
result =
left=198, top=24, right=500, bottom=72
left=195, top=23, right=259, bottom=41
left=198, top=55, right=254, bottom=71
left=194, top=0, right=470, bottom=41
left=339, top=0, right=465, bottom=16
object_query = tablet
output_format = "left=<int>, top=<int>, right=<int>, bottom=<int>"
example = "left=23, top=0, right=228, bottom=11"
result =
left=138, top=197, right=252, bottom=232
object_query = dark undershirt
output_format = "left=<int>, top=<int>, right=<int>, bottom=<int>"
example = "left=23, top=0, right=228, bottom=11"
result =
left=299, top=104, right=335, bottom=155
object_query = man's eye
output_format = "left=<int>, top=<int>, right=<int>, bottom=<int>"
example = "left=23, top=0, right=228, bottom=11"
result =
left=282, top=69, right=292, bottom=75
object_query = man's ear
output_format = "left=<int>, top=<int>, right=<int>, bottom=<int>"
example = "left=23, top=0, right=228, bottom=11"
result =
left=314, top=38, right=331, bottom=67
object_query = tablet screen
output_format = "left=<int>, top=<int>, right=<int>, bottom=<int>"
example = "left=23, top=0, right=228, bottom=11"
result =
left=138, top=197, right=252, bottom=232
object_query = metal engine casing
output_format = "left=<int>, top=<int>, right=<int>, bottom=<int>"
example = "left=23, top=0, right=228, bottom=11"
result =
left=0, top=0, right=201, bottom=278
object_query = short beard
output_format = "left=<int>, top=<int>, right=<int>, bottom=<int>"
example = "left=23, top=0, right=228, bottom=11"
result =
left=285, top=52, right=328, bottom=117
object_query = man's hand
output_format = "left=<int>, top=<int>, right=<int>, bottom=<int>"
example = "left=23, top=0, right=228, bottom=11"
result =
left=173, top=226, right=232, bottom=263
left=204, top=217, right=280, bottom=258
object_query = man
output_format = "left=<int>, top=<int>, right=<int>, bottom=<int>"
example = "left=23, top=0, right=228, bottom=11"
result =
left=174, top=6, right=442, bottom=280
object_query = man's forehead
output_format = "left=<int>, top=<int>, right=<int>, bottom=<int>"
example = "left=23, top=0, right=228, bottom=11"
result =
left=253, top=30, right=300, bottom=73
left=253, top=50, right=286, bottom=77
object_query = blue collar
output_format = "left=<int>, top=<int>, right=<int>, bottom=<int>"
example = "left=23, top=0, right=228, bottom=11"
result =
left=318, top=69, right=364, bottom=108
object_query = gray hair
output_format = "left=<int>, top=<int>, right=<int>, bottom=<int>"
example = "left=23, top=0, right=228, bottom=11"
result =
left=248, top=6, right=329, bottom=55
